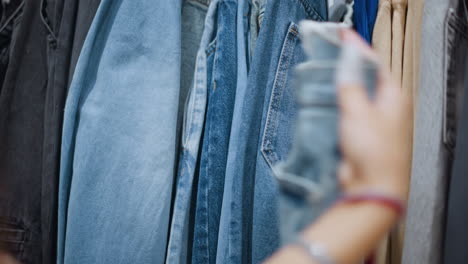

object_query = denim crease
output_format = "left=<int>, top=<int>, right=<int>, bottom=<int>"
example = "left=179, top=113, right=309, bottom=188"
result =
left=216, top=0, right=327, bottom=263
left=58, top=0, right=182, bottom=263
left=191, top=0, right=237, bottom=263
left=165, top=1, right=219, bottom=263
left=274, top=21, right=377, bottom=244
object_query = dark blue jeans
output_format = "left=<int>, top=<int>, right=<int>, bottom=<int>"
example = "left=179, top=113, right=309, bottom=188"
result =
left=191, top=0, right=237, bottom=263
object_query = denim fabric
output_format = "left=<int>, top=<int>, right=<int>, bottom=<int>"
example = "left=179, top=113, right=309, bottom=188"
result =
left=177, top=0, right=210, bottom=154
left=274, top=22, right=377, bottom=244
left=247, top=0, right=266, bottom=63
left=443, top=3, right=468, bottom=261
left=353, top=0, right=378, bottom=43
left=58, top=0, right=182, bottom=263
left=191, top=1, right=237, bottom=263
left=166, top=1, right=218, bottom=263
left=42, top=0, right=100, bottom=262
left=0, top=0, right=99, bottom=262
left=216, top=0, right=327, bottom=263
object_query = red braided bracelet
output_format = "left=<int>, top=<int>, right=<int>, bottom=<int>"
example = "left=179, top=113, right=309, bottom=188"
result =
left=338, top=193, right=406, bottom=217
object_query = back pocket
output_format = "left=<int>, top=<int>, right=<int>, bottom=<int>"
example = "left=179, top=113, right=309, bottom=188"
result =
left=261, top=22, right=305, bottom=169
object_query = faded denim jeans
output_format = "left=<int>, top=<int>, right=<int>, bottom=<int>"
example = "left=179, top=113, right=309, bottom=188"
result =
left=58, top=0, right=182, bottom=263
left=191, top=0, right=238, bottom=263
left=274, top=21, right=377, bottom=244
left=166, top=1, right=218, bottom=263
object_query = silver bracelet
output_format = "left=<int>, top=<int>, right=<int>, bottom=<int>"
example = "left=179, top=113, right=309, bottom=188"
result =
left=296, top=237, right=336, bottom=264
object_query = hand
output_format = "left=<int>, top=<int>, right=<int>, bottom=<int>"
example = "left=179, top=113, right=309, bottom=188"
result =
left=337, top=29, right=412, bottom=202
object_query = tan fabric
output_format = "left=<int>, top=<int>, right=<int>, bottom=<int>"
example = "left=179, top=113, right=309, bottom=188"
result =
left=372, top=0, right=426, bottom=263
left=402, top=0, right=424, bottom=105
left=390, top=1, right=424, bottom=264
left=371, top=2, right=393, bottom=264
left=372, top=0, right=392, bottom=70
left=390, top=0, right=407, bottom=85
left=388, top=1, right=407, bottom=262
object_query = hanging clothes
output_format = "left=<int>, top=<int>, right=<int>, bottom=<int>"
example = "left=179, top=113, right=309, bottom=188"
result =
left=165, top=1, right=212, bottom=263
left=353, top=0, right=379, bottom=43
left=216, top=0, right=328, bottom=263
left=443, top=7, right=468, bottom=260
left=57, top=0, right=182, bottom=263
left=0, top=0, right=99, bottom=263
left=402, top=0, right=461, bottom=263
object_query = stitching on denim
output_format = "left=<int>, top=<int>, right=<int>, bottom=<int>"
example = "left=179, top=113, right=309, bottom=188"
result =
left=0, top=1, right=24, bottom=33
left=206, top=38, right=217, bottom=56
left=298, top=0, right=325, bottom=21
left=261, top=22, right=298, bottom=169
left=39, top=0, right=57, bottom=41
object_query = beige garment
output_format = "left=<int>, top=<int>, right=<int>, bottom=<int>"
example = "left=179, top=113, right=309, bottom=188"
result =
left=372, top=0, right=422, bottom=264
left=371, top=1, right=393, bottom=263
left=372, top=0, right=392, bottom=70
left=390, top=0, right=407, bottom=85
left=388, top=1, right=407, bottom=262
left=390, top=0, right=425, bottom=264
left=402, top=0, right=425, bottom=106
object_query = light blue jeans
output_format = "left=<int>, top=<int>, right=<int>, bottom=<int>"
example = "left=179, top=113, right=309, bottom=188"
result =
left=165, top=1, right=219, bottom=263
left=58, top=0, right=182, bottom=263
left=274, top=21, right=378, bottom=244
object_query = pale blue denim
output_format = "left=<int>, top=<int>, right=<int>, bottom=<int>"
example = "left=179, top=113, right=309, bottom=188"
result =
left=191, top=1, right=238, bottom=262
left=274, top=22, right=378, bottom=244
left=179, top=0, right=211, bottom=137
left=57, top=0, right=182, bottom=263
left=216, top=0, right=328, bottom=263
left=165, top=1, right=219, bottom=263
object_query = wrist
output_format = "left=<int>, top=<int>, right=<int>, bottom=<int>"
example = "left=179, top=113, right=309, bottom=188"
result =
left=338, top=191, right=406, bottom=218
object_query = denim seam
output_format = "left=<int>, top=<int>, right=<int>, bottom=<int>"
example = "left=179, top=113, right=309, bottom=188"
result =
left=206, top=38, right=217, bottom=56
left=261, top=22, right=298, bottom=169
left=297, top=0, right=325, bottom=21
left=0, top=1, right=24, bottom=33
left=39, top=0, right=57, bottom=42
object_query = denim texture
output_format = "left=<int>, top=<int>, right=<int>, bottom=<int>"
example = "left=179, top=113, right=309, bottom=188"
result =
left=176, top=0, right=210, bottom=157
left=191, top=1, right=237, bottom=263
left=352, top=0, right=378, bottom=43
left=247, top=0, right=266, bottom=63
left=166, top=1, right=218, bottom=263
left=42, top=0, right=100, bottom=262
left=0, top=0, right=99, bottom=263
left=58, top=0, right=182, bottom=263
left=216, top=0, right=327, bottom=263
left=443, top=3, right=468, bottom=261
left=274, top=22, right=377, bottom=244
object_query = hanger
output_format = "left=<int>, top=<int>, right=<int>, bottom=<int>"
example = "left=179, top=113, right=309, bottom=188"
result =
left=329, top=0, right=354, bottom=26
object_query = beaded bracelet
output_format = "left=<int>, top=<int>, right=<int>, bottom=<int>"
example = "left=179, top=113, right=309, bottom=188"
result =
left=338, top=192, right=406, bottom=217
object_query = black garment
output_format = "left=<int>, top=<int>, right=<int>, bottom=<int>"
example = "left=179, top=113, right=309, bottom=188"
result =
left=0, top=0, right=99, bottom=263
left=443, top=2, right=468, bottom=263
left=41, top=0, right=100, bottom=263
